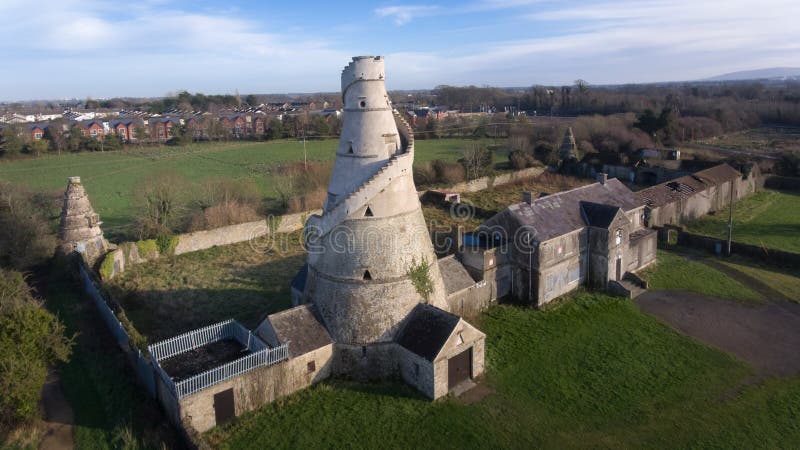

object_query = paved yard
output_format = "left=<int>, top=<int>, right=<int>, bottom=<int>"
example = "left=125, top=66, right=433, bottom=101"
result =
left=637, top=291, right=800, bottom=377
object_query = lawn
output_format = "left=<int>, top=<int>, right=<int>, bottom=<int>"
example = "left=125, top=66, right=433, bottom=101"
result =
left=0, top=138, right=502, bottom=238
left=206, top=292, right=800, bottom=449
left=683, top=189, right=800, bottom=253
left=639, top=250, right=762, bottom=302
left=106, top=231, right=306, bottom=341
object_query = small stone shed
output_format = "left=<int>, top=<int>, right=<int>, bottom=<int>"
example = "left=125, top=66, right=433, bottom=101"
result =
left=395, top=304, right=486, bottom=399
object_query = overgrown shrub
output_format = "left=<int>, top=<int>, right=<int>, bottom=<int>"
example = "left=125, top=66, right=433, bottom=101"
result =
left=0, top=182, right=57, bottom=270
left=509, top=150, right=538, bottom=169
left=407, top=258, right=434, bottom=300
left=134, top=172, right=188, bottom=239
left=0, top=270, right=72, bottom=430
left=274, top=161, right=332, bottom=213
left=135, top=239, right=158, bottom=259
left=432, top=160, right=466, bottom=184
left=99, top=250, right=117, bottom=280
left=413, top=162, right=438, bottom=186
left=188, top=201, right=262, bottom=231
left=155, top=234, right=179, bottom=256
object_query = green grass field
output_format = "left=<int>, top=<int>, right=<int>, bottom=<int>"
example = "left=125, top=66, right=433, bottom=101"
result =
left=0, top=138, right=505, bottom=238
left=639, top=250, right=762, bottom=302
left=683, top=190, right=800, bottom=253
left=205, top=293, right=800, bottom=449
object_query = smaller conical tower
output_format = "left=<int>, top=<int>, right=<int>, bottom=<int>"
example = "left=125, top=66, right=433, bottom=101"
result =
left=58, top=176, right=108, bottom=264
left=559, top=127, right=577, bottom=161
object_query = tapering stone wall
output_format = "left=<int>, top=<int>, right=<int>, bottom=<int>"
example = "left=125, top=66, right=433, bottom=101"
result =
left=302, top=56, right=447, bottom=344
left=58, top=176, right=108, bottom=264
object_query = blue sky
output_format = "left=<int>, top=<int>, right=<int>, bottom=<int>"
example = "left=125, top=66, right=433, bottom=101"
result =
left=0, top=0, right=797, bottom=101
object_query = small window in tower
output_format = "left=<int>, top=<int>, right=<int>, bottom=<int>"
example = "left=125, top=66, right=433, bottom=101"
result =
left=615, top=229, right=623, bottom=245
left=359, top=100, right=366, bottom=108
left=361, top=346, right=367, bottom=358
left=363, top=270, right=372, bottom=280
left=364, top=206, right=374, bottom=217
left=307, top=361, right=316, bottom=373
left=348, top=143, right=354, bottom=154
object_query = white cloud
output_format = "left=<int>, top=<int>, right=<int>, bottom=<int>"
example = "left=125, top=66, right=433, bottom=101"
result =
left=374, top=5, right=439, bottom=25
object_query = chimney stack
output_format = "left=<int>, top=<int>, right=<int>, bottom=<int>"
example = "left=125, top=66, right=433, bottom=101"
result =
left=597, top=173, right=608, bottom=185
left=522, top=191, right=533, bottom=204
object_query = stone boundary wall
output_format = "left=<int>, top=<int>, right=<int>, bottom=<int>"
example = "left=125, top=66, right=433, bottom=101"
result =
left=441, top=166, right=546, bottom=193
left=675, top=230, right=800, bottom=266
left=174, top=209, right=319, bottom=255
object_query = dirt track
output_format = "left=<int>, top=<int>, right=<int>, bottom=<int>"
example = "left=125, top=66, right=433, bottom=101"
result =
left=637, top=290, right=800, bottom=377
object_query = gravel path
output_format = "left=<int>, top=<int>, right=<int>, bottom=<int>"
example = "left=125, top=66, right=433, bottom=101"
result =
left=636, top=290, right=800, bottom=377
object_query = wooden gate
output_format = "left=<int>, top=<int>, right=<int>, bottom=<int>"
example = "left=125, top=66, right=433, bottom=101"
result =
left=213, top=388, right=235, bottom=425
left=448, top=347, right=472, bottom=390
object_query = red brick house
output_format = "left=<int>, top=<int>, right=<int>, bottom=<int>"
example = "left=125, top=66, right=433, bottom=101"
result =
left=72, top=121, right=105, bottom=139
left=148, top=118, right=177, bottom=142
left=252, top=116, right=265, bottom=136
left=29, top=125, right=45, bottom=140
left=185, top=117, right=208, bottom=140
left=220, top=115, right=246, bottom=138
left=110, top=119, right=144, bottom=142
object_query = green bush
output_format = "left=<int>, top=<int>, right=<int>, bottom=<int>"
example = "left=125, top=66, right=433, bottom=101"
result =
left=135, top=239, right=158, bottom=259
left=99, top=251, right=116, bottom=280
left=155, top=234, right=179, bottom=256
left=407, top=258, right=434, bottom=300
left=0, top=270, right=72, bottom=428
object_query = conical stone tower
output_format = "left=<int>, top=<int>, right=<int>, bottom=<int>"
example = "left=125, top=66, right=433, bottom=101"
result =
left=58, top=176, right=108, bottom=264
left=302, top=56, right=447, bottom=346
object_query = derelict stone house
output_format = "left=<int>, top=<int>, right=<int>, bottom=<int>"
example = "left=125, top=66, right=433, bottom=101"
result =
left=474, top=174, right=657, bottom=306
left=636, top=163, right=757, bottom=227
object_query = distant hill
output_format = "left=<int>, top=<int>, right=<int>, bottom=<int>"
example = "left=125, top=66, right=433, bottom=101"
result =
left=705, top=67, right=800, bottom=82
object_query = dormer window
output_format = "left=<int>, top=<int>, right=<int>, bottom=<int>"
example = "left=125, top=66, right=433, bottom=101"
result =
left=615, top=229, right=623, bottom=245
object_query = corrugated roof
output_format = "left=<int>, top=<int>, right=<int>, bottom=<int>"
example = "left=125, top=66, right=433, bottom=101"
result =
left=636, top=163, right=741, bottom=208
left=396, top=304, right=459, bottom=362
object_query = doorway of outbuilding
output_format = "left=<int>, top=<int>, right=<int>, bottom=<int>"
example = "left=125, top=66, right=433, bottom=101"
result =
left=448, top=347, right=473, bottom=391
left=214, top=388, right=235, bottom=425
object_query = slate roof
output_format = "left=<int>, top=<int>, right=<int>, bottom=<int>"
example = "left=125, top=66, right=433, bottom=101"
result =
left=437, top=256, right=475, bottom=295
left=396, top=304, right=460, bottom=362
left=483, top=178, right=642, bottom=242
left=636, top=163, right=741, bottom=208
left=266, top=304, right=332, bottom=357
left=580, top=201, right=621, bottom=229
